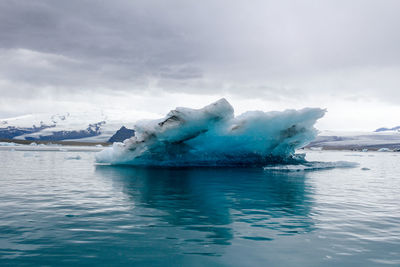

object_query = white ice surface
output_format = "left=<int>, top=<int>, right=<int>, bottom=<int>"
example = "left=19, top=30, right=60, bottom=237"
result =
left=96, top=99, right=325, bottom=166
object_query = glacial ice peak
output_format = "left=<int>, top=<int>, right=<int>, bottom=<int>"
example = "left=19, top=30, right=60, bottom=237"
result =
left=96, top=99, right=326, bottom=166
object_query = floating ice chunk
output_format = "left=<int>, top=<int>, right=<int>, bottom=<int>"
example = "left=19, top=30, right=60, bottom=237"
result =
left=65, top=155, right=81, bottom=160
left=96, top=98, right=326, bottom=166
left=263, top=161, right=359, bottom=172
left=377, top=148, right=392, bottom=152
left=23, top=152, right=34, bottom=157
left=0, top=142, right=19, bottom=146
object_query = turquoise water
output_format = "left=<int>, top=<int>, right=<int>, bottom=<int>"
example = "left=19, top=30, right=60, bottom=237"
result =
left=0, top=150, right=399, bottom=266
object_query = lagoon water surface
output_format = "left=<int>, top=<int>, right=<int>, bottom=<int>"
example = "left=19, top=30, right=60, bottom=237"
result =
left=0, top=149, right=399, bottom=266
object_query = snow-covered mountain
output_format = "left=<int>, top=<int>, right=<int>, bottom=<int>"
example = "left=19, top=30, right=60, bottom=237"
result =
left=375, top=126, right=400, bottom=132
left=0, top=111, right=135, bottom=143
left=2, top=110, right=400, bottom=150
left=308, top=130, right=400, bottom=150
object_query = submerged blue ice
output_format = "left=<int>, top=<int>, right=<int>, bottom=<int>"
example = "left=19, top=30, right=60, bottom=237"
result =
left=96, top=99, right=326, bottom=166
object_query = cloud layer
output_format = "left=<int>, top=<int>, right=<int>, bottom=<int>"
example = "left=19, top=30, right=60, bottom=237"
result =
left=1, top=0, right=400, bottom=130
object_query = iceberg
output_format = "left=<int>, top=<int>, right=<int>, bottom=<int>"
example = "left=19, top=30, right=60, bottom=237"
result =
left=96, top=99, right=326, bottom=166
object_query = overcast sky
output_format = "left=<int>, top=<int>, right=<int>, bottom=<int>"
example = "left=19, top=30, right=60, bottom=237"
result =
left=1, top=0, right=400, bottom=130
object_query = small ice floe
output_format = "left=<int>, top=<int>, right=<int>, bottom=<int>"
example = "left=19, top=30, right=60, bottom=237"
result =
left=309, top=147, right=323, bottom=151
left=0, top=142, right=18, bottom=146
left=23, top=152, right=34, bottom=157
left=377, top=148, right=392, bottom=152
left=361, top=167, right=370, bottom=171
left=23, top=152, right=40, bottom=158
left=362, top=148, right=368, bottom=152
left=64, top=155, right=81, bottom=160
left=47, top=143, right=61, bottom=147
left=59, top=147, right=68, bottom=152
left=30, top=142, right=38, bottom=146
left=95, top=144, right=103, bottom=148
left=263, top=161, right=359, bottom=172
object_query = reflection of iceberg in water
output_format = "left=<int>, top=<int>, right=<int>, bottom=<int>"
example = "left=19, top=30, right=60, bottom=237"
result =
left=95, top=166, right=316, bottom=254
left=96, top=99, right=325, bottom=166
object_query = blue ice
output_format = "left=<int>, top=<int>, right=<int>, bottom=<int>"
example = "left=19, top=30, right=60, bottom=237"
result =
left=96, top=99, right=326, bottom=166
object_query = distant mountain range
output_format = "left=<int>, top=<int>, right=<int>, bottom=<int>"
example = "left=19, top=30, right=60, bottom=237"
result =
left=1, top=112, right=399, bottom=150
left=308, top=130, right=400, bottom=150
left=0, top=112, right=135, bottom=143
left=375, top=126, right=400, bottom=132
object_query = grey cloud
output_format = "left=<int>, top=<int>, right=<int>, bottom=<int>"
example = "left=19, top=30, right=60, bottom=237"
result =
left=0, top=0, right=400, bottom=113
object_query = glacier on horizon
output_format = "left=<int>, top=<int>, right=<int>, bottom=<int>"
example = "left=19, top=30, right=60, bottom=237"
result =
left=96, top=99, right=326, bottom=166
